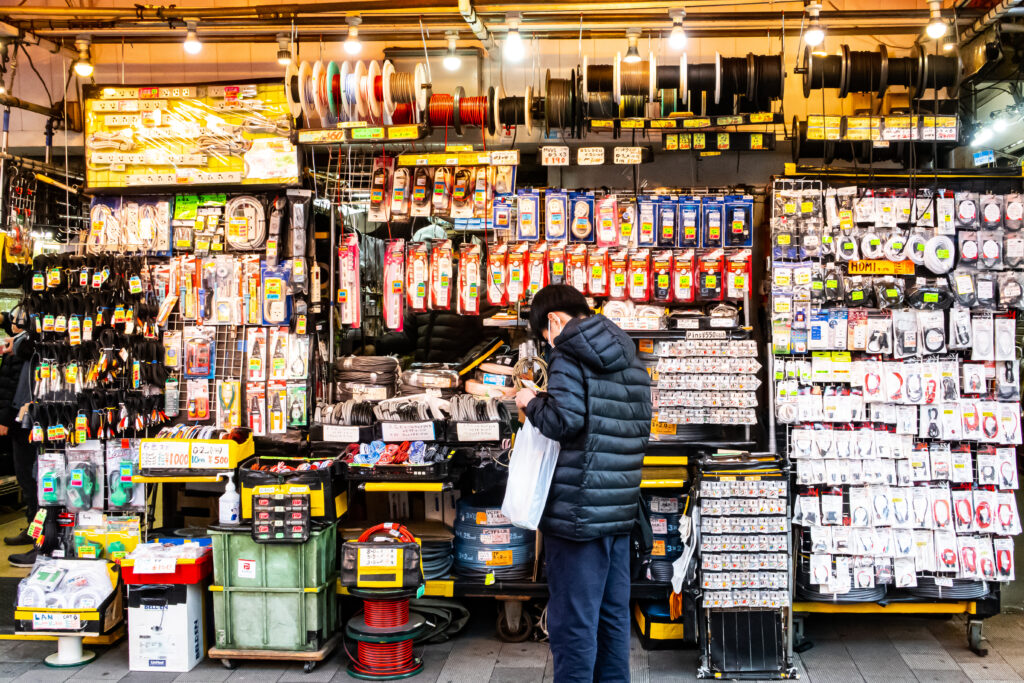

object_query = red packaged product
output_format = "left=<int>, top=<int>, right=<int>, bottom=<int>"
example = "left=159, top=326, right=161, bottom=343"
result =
left=697, top=249, right=724, bottom=301
left=486, top=243, right=508, bottom=306
left=588, top=246, right=609, bottom=297
left=567, top=244, right=588, bottom=294
left=527, top=242, right=548, bottom=299
left=673, top=249, right=695, bottom=303
left=628, top=249, right=650, bottom=302
left=725, top=249, right=752, bottom=300
left=506, top=243, right=529, bottom=303
left=651, top=249, right=673, bottom=303
left=608, top=248, right=629, bottom=300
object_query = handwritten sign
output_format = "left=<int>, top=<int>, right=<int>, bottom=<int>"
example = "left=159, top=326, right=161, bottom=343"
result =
left=577, top=147, right=605, bottom=165
left=613, top=147, right=643, bottom=165
left=540, top=146, right=570, bottom=166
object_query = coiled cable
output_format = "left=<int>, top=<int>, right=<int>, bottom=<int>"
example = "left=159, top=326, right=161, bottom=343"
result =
left=224, top=195, right=267, bottom=250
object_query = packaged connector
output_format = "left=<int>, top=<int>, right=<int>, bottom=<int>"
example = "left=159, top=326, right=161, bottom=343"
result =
left=608, top=248, right=629, bottom=300
left=637, top=196, right=657, bottom=247
left=673, top=249, right=695, bottom=303
left=506, top=242, right=529, bottom=303
left=726, top=249, right=752, bottom=300
left=702, top=196, right=725, bottom=247
left=725, top=194, right=754, bottom=247
left=384, top=239, right=405, bottom=330
left=368, top=156, right=393, bottom=223
left=541, top=190, right=565, bottom=241
left=337, top=233, right=360, bottom=327
left=487, top=243, right=508, bottom=306
left=588, top=246, right=609, bottom=297
left=568, top=244, right=589, bottom=294
left=429, top=239, right=454, bottom=310
left=548, top=243, right=566, bottom=286
left=657, top=196, right=677, bottom=247
left=697, top=249, right=724, bottom=301
left=406, top=242, right=429, bottom=312
left=651, top=250, right=673, bottom=303
left=570, top=192, right=595, bottom=242
left=458, top=243, right=482, bottom=315
left=596, top=195, right=619, bottom=247
left=526, top=242, right=547, bottom=299
left=518, top=189, right=541, bottom=241
left=677, top=196, right=700, bottom=248
left=628, top=249, right=650, bottom=302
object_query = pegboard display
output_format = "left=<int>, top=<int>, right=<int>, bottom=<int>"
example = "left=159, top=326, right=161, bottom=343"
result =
left=83, top=82, right=300, bottom=191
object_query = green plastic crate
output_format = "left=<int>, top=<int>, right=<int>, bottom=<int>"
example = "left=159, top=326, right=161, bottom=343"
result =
left=208, top=523, right=337, bottom=589
left=210, top=580, right=337, bottom=651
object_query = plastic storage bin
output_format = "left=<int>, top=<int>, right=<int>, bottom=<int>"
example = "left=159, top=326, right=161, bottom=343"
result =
left=208, top=523, right=337, bottom=589
left=210, top=581, right=337, bottom=652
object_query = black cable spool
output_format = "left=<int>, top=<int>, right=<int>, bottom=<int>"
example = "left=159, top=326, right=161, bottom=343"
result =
left=486, top=86, right=497, bottom=136
left=588, top=90, right=616, bottom=119
left=841, top=45, right=887, bottom=98
left=916, top=46, right=962, bottom=98
left=659, top=89, right=682, bottom=117
left=573, top=67, right=584, bottom=138
left=718, top=56, right=750, bottom=114
left=886, top=48, right=921, bottom=92
left=545, top=69, right=574, bottom=136
left=498, top=95, right=526, bottom=126
left=792, top=116, right=836, bottom=164
left=657, top=64, right=681, bottom=91
left=745, top=54, right=784, bottom=111
left=802, top=47, right=844, bottom=96
left=588, top=63, right=615, bottom=94
left=687, top=60, right=718, bottom=115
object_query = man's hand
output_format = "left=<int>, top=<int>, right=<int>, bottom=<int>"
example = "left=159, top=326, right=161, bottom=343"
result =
left=515, top=388, right=537, bottom=411
left=0, top=338, right=12, bottom=354
left=0, top=425, right=9, bottom=436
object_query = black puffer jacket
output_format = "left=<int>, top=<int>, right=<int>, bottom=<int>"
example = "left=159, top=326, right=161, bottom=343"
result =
left=525, top=314, right=652, bottom=540
left=0, top=333, right=32, bottom=425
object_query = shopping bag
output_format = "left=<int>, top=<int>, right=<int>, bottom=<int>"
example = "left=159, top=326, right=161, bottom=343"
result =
left=501, top=418, right=560, bottom=530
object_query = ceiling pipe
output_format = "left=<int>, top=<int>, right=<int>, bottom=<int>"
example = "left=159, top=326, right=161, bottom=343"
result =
left=959, top=0, right=1023, bottom=45
left=458, top=0, right=491, bottom=45
left=0, top=21, right=77, bottom=59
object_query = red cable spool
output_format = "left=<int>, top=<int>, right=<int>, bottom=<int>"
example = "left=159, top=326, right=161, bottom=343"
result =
left=428, top=93, right=455, bottom=128
left=391, top=103, right=413, bottom=124
left=458, top=96, right=489, bottom=128
left=345, top=523, right=424, bottom=680
left=374, top=75, right=384, bottom=102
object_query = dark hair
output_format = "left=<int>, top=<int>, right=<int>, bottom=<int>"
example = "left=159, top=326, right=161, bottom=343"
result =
left=529, top=284, right=592, bottom=340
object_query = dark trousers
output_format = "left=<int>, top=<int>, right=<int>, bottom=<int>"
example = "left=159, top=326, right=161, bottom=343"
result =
left=11, top=427, right=36, bottom=523
left=545, top=533, right=630, bottom=683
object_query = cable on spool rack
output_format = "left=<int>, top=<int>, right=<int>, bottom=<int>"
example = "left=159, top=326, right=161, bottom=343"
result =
left=719, top=56, right=751, bottom=108
left=353, top=60, right=369, bottom=121
left=748, top=54, right=784, bottom=108
left=802, top=48, right=844, bottom=97
left=298, top=60, right=319, bottom=127
left=427, top=92, right=456, bottom=129
left=382, top=61, right=427, bottom=123
left=495, top=86, right=534, bottom=135
left=312, top=60, right=332, bottom=126
left=886, top=48, right=921, bottom=92
left=545, top=69, right=576, bottom=136
left=327, top=61, right=342, bottom=121
left=916, top=45, right=962, bottom=98
left=792, top=116, right=836, bottom=165
left=686, top=57, right=720, bottom=115
left=284, top=59, right=302, bottom=119
left=841, top=46, right=887, bottom=97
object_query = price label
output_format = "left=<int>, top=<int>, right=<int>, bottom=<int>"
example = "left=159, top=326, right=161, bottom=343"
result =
left=133, top=557, right=178, bottom=574
left=455, top=422, right=500, bottom=442
left=475, top=510, right=510, bottom=526
left=480, top=528, right=511, bottom=545
left=480, top=550, right=513, bottom=566
left=683, top=118, right=710, bottom=129
left=190, top=442, right=230, bottom=469
left=612, top=147, right=643, bottom=165
left=387, top=125, right=420, bottom=140
left=32, top=612, right=82, bottom=631
left=321, top=424, right=361, bottom=442
left=577, top=147, right=605, bottom=165
left=540, top=146, right=570, bottom=166
left=359, top=547, right=399, bottom=567
left=489, top=150, right=520, bottom=165
left=351, top=127, right=384, bottom=140
left=380, top=421, right=436, bottom=441
left=139, top=440, right=191, bottom=469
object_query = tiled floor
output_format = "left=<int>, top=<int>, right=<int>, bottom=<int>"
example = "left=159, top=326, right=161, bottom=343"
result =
left=1, top=612, right=1022, bottom=682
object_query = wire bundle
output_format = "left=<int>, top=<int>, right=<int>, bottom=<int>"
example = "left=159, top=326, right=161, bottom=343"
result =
left=545, top=72, right=575, bottom=135
left=458, top=95, right=489, bottom=128
left=427, top=93, right=455, bottom=128
left=453, top=499, right=535, bottom=580
left=843, top=48, right=886, bottom=96
left=905, top=577, right=990, bottom=600
left=802, top=49, right=844, bottom=96
left=334, top=356, right=400, bottom=402
left=421, top=540, right=455, bottom=580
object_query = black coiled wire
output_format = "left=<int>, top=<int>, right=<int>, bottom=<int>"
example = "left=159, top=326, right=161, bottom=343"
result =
left=649, top=560, right=675, bottom=582
left=421, top=540, right=455, bottom=580
left=905, top=577, right=990, bottom=600
left=844, top=49, right=885, bottom=96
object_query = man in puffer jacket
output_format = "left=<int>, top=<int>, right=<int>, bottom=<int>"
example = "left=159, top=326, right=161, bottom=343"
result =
left=515, top=285, right=652, bottom=683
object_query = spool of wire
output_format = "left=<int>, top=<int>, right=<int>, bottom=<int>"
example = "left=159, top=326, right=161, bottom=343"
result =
left=917, top=45, right=962, bottom=97
left=545, top=69, right=575, bottom=136
left=886, top=49, right=921, bottom=92
left=453, top=499, right=535, bottom=580
left=427, top=92, right=456, bottom=129
left=421, top=539, right=454, bottom=580
left=802, top=48, right=844, bottom=96
left=686, top=57, right=720, bottom=114
left=749, top=54, right=784, bottom=107
left=648, top=560, right=674, bottom=582
left=719, top=56, right=752, bottom=109
left=906, top=577, right=989, bottom=599
left=841, top=46, right=887, bottom=97
left=792, top=116, right=836, bottom=165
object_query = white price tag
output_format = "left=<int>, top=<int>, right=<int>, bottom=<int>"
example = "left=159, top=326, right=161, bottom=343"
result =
left=190, top=442, right=230, bottom=469
left=489, top=150, right=520, bottom=165
left=237, top=558, right=257, bottom=579
left=358, top=547, right=399, bottom=567
left=455, top=422, right=500, bottom=442
left=380, top=421, right=436, bottom=442
left=139, top=440, right=191, bottom=469
left=612, top=147, right=643, bottom=165
left=32, top=612, right=81, bottom=631
left=540, top=146, right=570, bottom=166
left=321, top=424, right=362, bottom=443
left=133, top=557, right=178, bottom=574
left=480, top=528, right=511, bottom=545
left=577, top=147, right=605, bottom=165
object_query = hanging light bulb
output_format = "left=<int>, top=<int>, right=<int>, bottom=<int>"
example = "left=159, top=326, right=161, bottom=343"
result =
left=505, top=12, right=524, bottom=62
left=183, top=21, right=201, bottom=55
left=624, top=28, right=641, bottom=64
left=926, top=0, right=947, bottom=39
left=344, top=15, right=362, bottom=56
left=276, top=33, right=292, bottom=66
left=993, top=113, right=1010, bottom=133
left=443, top=31, right=461, bottom=71
left=668, top=9, right=687, bottom=51
left=803, top=1, right=825, bottom=47
left=73, top=36, right=94, bottom=78
left=972, top=126, right=993, bottom=146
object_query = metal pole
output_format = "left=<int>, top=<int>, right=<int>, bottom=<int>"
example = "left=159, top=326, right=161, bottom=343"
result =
left=0, top=108, right=9, bottom=231
left=328, top=202, right=337, bottom=402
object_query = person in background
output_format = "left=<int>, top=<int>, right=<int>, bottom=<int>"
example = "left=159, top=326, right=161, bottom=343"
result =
left=0, top=310, right=36, bottom=566
left=515, top=285, right=652, bottom=683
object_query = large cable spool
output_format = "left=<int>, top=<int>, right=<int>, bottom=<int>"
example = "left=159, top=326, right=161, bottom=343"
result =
left=354, top=60, right=368, bottom=120
left=685, top=54, right=720, bottom=115
left=339, top=60, right=353, bottom=121
left=284, top=59, right=302, bottom=120
left=298, top=60, right=319, bottom=127
left=494, top=85, right=534, bottom=135
left=840, top=45, right=887, bottom=98
left=312, top=60, right=332, bottom=126
left=366, top=59, right=383, bottom=122
left=915, top=44, right=962, bottom=98
left=545, top=68, right=577, bottom=136
left=327, top=61, right=342, bottom=122
left=802, top=48, right=844, bottom=97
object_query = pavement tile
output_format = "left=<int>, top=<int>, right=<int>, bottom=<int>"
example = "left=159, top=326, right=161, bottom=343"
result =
left=487, top=667, right=546, bottom=683
left=912, top=671, right=971, bottom=683
left=901, top=652, right=961, bottom=671
left=958, top=659, right=1024, bottom=682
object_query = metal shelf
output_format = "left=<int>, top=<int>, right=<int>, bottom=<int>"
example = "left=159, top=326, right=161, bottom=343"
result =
left=338, top=578, right=671, bottom=600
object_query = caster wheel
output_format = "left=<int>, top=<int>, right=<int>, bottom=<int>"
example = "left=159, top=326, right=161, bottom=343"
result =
left=221, top=659, right=237, bottom=670
left=496, top=611, right=533, bottom=643
left=304, top=661, right=316, bottom=673
left=968, top=620, right=988, bottom=657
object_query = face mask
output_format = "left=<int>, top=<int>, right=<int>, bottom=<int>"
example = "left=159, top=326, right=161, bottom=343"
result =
left=547, top=316, right=561, bottom=346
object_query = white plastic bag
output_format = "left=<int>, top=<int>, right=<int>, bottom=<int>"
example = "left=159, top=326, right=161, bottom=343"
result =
left=501, top=418, right=561, bottom=530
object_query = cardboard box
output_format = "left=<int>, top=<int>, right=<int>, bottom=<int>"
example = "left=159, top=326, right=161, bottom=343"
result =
left=128, top=583, right=205, bottom=672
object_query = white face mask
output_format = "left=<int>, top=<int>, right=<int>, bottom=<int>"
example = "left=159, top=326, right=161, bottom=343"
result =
left=547, top=316, right=561, bottom=346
